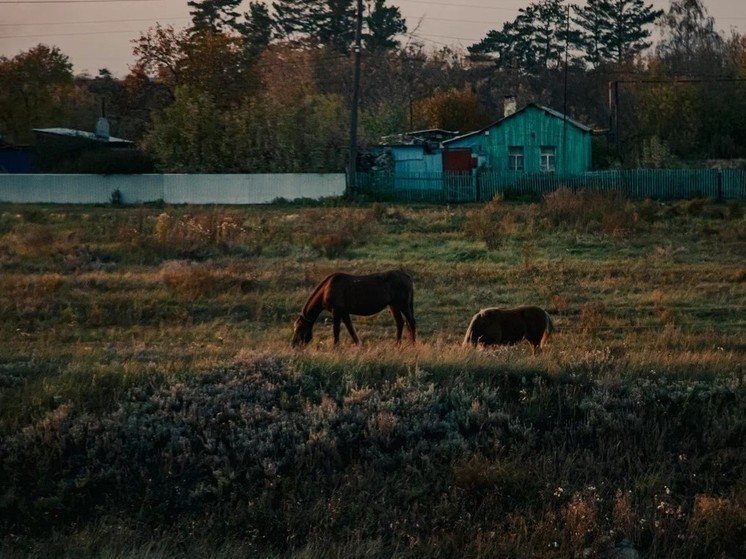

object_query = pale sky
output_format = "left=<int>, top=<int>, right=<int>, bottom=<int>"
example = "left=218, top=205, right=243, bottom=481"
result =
left=1, top=0, right=745, bottom=78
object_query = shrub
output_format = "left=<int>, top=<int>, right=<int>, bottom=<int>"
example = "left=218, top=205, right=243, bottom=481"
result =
left=464, top=196, right=511, bottom=250
left=687, top=494, right=746, bottom=556
left=159, top=260, right=245, bottom=299
left=541, top=188, right=638, bottom=237
left=110, top=189, right=123, bottom=207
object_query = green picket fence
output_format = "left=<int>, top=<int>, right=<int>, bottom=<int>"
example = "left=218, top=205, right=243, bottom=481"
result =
left=356, top=169, right=746, bottom=203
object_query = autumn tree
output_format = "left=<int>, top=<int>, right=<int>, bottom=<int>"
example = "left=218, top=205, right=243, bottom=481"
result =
left=142, top=45, right=349, bottom=172
left=656, top=0, right=724, bottom=75
left=235, top=44, right=349, bottom=172
left=0, top=44, right=90, bottom=144
left=132, top=24, right=255, bottom=106
left=411, top=87, right=487, bottom=132
left=140, top=85, right=226, bottom=172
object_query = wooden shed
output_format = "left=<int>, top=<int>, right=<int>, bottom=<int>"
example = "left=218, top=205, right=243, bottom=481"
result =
left=443, top=103, right=592, bottom=174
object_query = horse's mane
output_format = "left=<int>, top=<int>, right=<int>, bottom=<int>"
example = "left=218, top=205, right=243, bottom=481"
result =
left=301, top=273, right=338, bottom=317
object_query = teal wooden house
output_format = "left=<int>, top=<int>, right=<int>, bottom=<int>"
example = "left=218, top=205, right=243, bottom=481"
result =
left=442, top=102, right=592, bottom=174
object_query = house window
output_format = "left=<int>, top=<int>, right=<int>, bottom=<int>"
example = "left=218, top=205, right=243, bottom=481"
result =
left=508, top=146, right=524, bottom=171
left=540, top=146, right=556, bottom=172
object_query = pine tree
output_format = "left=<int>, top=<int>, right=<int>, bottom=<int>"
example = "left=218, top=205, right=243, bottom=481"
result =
left=272, top=0, right=405, bottom=53
left=365, top=0, right=407, bottom=51
left=315, top=0, right=357, bottom=53
left=574, top=0, right=663, bottom=65
left=468, top=0, right=570, bottom=72
left=235, top=1, right=273, bottom=56
left=187, top=0, right=242, bottom=34
left=271, top=0, right=323, bottom=42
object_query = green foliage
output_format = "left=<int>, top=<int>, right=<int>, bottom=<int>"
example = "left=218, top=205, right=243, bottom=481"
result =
left=141, top=60, right=350, bottom=173
left=365, top=0, right=408, bottom=51
left=573, top=0, right=664, bottom=65
left=187, top=0, right=242, bottom=34
left=235, top=1, right=273, bottom=56
left=0, top=44, right=87, bottom=144
left=1, top=356, right=744, bottom=557
left=141, top=86, right=225, bottom=172
left=271, top=0, right=406, bottom=53
left=468, top=0, right=570, bottom=72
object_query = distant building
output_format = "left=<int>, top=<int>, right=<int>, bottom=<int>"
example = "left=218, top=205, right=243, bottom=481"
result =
left=362, top=101, right=594, bottom=200
left=372, top=129, right=460, bottom=176
left=0, top=140, right=33, bottom=173
left=443, top=99, right=593, bottom=174
left=32, top=117, right=146, bottom=173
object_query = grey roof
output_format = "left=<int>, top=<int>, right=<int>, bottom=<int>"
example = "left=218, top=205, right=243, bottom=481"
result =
left=33, top=128, right=133, bottom=145
left=443, top=103, right=592, bottom=144
left=380, top=128, right=460, bottom=146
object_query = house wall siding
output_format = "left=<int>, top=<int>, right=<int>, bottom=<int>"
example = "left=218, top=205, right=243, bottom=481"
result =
left=447, top=106, right=591, bottom=174
left=390, top=146, right=443, bottom=175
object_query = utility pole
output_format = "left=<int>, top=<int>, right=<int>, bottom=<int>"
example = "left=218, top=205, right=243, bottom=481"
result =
left=562, top=5, right=569, bottom=174
left=347, top=0, right=363, bottom=197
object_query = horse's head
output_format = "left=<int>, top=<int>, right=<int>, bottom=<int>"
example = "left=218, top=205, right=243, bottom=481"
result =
left=291, top=315, right=313, bottom=347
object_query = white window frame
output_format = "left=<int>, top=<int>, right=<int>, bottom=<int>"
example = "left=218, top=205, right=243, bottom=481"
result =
left=540, top=146, right=556, bottom=172
left=508, top=146, right=524, bottom=171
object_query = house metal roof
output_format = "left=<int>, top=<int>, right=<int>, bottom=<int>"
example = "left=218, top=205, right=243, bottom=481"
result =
left=380, top=128, right=460, bottom=146
left=33, top=128, right=133, bottom=145
left=443, top=103, right=592, bottom=145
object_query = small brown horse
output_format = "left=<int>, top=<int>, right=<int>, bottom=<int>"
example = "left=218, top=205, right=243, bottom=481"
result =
left=462, top=306, right=554, bottom=354
left=292, top=270, right=416, bottom=347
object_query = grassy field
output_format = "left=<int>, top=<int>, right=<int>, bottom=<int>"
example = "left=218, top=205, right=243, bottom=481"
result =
left=0, top=192, right=744, bottom=558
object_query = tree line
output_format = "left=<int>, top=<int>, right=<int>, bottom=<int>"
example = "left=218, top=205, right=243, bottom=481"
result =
left=1, top=0, right=746, bottom=173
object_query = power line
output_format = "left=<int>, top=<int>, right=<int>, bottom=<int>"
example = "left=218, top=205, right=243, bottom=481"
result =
left=0, top=29, right=152, bottom=39
left=0, top=0, right=155, bottom=3
left=397, top=0, right=519, bottom=13
left=0, top=17, right=187, bottom=27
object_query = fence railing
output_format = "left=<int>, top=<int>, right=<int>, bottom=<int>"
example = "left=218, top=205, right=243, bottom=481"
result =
left=356, top=169, right=746, bottom=202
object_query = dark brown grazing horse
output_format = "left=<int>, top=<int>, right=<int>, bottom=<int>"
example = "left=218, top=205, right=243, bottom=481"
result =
left=292, top=270, right=416, bottom=347
left=462, top=306, right=554, bottom=354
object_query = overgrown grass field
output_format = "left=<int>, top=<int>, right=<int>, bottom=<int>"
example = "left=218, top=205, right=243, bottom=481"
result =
left=1, top=192, right=744, bottom=558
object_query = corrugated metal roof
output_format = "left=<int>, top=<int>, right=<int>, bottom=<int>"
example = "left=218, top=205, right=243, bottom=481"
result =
left=33, top=128, right=133, bottom=144
left=443, top=103, right=592, bottom=144
left=380, top=128, right=460, bottom=146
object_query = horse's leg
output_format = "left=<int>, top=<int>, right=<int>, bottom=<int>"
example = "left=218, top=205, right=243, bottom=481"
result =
left=331, top=310, right=342, bottom=344
left=340, top=312, right=360, bottom=344
left=389, top=306, right=405, bottom=343
left=401, top=305, right=417, bottom=343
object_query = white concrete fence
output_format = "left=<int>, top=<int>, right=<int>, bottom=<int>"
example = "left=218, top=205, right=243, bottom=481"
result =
left=0, top=173, right=346, bottom=205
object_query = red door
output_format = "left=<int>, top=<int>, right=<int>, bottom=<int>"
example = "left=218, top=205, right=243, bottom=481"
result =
left=442, top=148, right=473, bottom=172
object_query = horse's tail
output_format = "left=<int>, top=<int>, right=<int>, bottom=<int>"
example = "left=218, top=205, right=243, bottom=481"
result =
left=539, top=309, right=554, bottom=348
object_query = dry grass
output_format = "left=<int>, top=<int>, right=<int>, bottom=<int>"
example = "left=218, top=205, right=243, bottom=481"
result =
left=0, top=194, right=744, bottom=558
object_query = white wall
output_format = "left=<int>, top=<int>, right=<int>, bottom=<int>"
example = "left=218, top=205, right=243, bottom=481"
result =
left=0, top=173, right=346, bottom=204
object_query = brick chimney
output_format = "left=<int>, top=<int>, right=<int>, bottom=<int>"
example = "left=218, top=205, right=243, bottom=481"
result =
left=95, top=97, right=109, bottom=140
left=504, top=95, right=517, bottom=118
